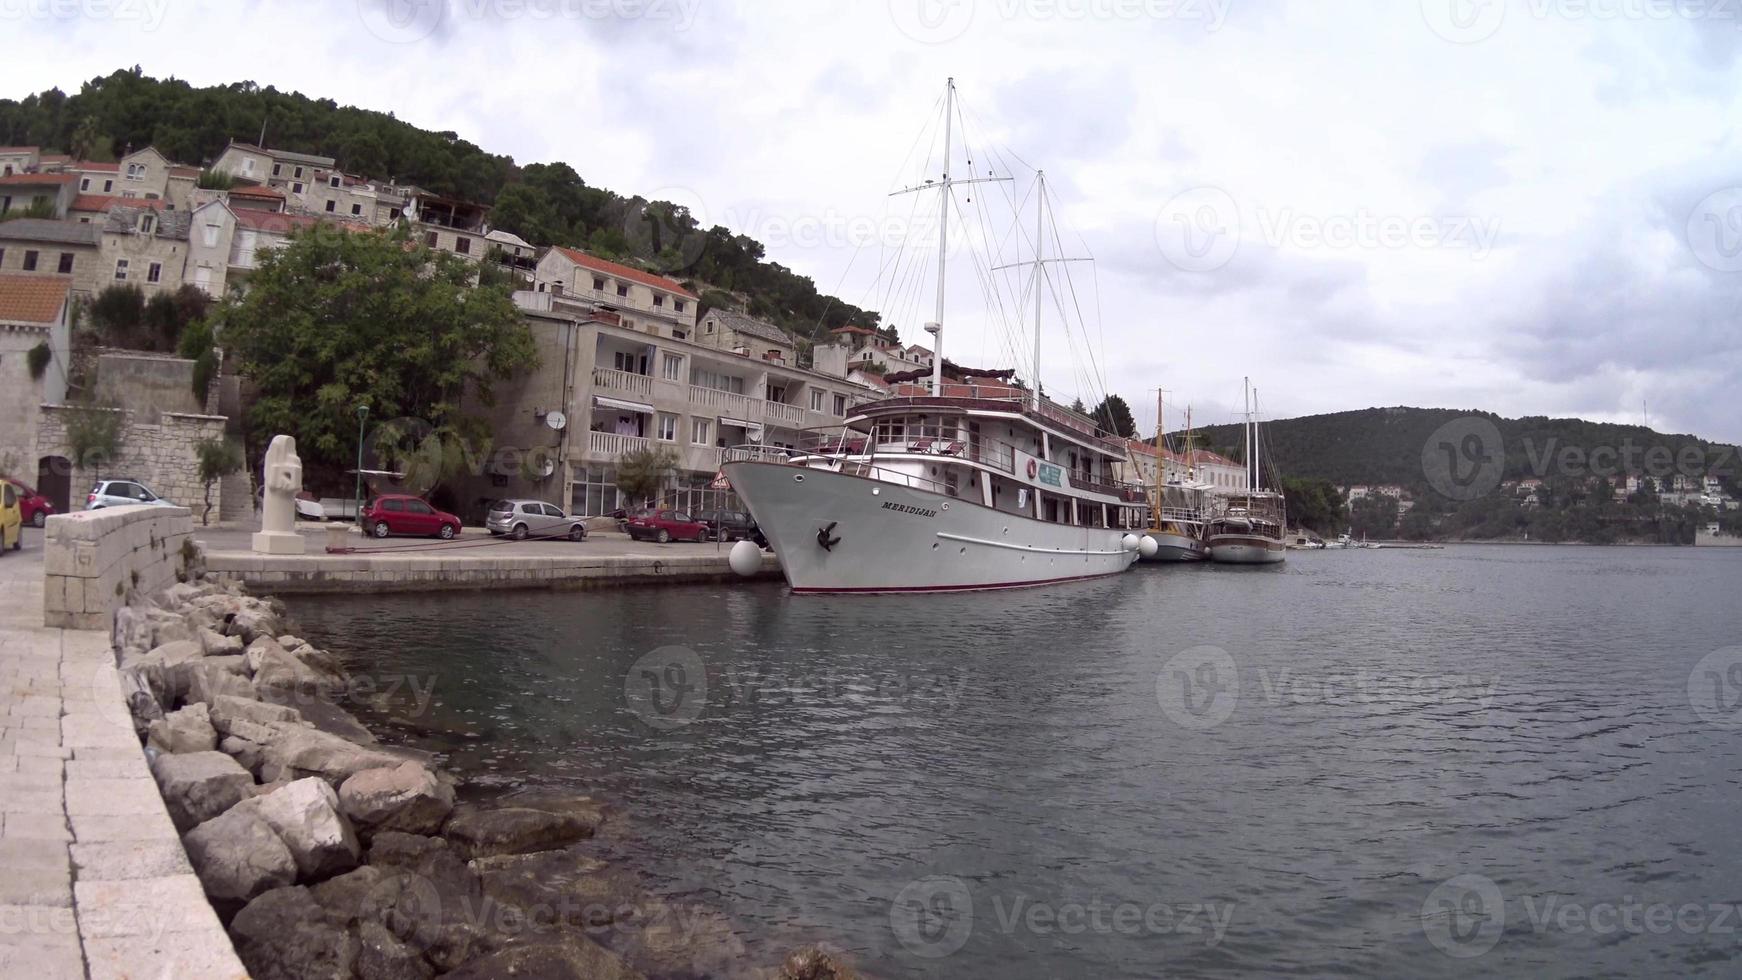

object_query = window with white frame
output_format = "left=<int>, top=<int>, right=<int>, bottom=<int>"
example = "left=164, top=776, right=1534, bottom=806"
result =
left=657, top=414, right=678, bottom=442
left=674, top=299, right=686, bottom=314
left=810, top=389, right=825, bottom=411
left=652, top=294, right=664, bottom=308
left=692, top=418, right=711, bottom=445
left=147, top=262, right=162, bottom=283
left=113, top=259, right=129, bottom=281
left=833, top=394, right=847, bottom=416
left=80, top=178, right=90, bottom=191
left=662, top=353, right=683, bottom=381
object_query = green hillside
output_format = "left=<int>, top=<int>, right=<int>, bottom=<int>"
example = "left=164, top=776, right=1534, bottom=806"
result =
left=1183, top=407, right=1740, bottom=491
left=0, top=67, right=880, bottom=339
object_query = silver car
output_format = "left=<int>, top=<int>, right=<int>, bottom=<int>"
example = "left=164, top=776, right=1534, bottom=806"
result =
left=87, top=479, right=177, bottom=510
left=486, top=499, right=588, bottom=541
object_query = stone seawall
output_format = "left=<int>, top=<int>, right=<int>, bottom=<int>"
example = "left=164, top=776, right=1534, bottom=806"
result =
left=44, top=505, right=199, bottom=630
left=202, top=549, right=781, bottom=594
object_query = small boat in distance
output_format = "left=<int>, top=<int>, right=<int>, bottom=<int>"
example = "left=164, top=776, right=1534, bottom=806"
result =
left=1208, top=380, right=1287, bottom=565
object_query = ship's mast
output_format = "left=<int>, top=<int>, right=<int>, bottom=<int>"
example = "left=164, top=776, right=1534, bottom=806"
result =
left=932, top=77, right=954, bottom=396
left=1032, top=169, right=1045, bottom=400
left=1243, top=378, right=1252, bottom=491
left=1253, top=387, right=1263, bottom=491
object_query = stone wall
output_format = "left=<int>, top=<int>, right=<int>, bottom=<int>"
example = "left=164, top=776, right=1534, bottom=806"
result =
left=37, top=405, right=229, bottom=517
left=43, top=504, right=197, bottom=629
left=93, top=351, right=204, bottom=421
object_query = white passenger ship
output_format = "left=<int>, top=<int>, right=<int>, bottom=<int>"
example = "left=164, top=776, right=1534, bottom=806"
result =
left=723, top=383, right=1147, bottom=593
left=723, top=78, right=1145, bottom=593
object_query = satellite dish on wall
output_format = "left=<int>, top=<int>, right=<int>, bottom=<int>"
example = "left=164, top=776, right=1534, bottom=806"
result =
left=545, top=411, right=568, bottom=431
left=537, top=457, right=556, bottom=479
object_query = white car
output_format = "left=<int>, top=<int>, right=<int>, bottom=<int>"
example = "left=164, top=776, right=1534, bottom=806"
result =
left=86, top=479, right=177, bottom=510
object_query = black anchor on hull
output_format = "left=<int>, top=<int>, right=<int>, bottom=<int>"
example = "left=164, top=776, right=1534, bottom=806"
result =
left=817, top=522, right=842, bottom=552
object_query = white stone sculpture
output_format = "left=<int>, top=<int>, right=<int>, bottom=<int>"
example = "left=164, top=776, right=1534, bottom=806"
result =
left=252, top=434, right=306, bottom=555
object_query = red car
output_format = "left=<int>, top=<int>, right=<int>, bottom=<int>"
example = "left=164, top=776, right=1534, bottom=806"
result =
left=625, top=509, right=710, bottom=543
left=361, top=495, right=461, bottom=540
left=0, top=476, right=55, bottom=528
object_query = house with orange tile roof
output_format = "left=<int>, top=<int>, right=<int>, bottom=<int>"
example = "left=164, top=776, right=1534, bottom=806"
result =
left=533, top=246, right=699, bottom=338
left=0, top=274, right=73, bottom=453
left=185, top=199, right=369, bottom=296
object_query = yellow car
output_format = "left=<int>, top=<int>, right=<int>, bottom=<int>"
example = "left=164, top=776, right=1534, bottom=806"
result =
left=0, top=479, right=20, bottom=554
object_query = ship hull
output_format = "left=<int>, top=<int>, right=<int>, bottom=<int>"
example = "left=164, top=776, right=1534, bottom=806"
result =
left=1208, top=534, right=1287, bottom=565
left=1141, top=529, right=1209, bottom=563
left=723, top=460, right=1139, bottom=593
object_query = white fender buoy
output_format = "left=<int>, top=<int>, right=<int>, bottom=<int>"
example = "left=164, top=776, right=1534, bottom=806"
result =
left=1121, top=533, right=1141, bottom=553
left=729, top=539, right=762, bottom=578
left=1137, top=534, right=1159, bottom=559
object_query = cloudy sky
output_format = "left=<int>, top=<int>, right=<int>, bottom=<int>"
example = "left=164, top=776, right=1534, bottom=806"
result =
left=8, top=0, right=1742, bottom=440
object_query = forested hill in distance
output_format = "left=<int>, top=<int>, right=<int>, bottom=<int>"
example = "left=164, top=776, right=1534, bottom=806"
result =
left=1180, top=407, right=1742, bottom=492
left=0, top=67, right=882, bottom=341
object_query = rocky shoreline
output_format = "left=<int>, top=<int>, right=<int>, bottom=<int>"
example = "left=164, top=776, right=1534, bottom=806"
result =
left=114, top=575, right=858, bottom=979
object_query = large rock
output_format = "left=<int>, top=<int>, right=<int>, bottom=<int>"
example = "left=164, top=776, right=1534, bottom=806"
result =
left=442, top=805, right=596, bottom=860
left=185, top=806, right=299, bottom=915
left=356, top=919, right=435, bottom=980
left=151, top=750, right=254, bottom=831
left=258, top=689, right=375, bottom=743
left=777, top=946, right=862, bottom=980
left=233, top=777, right=360, bottom=881
left=250, top=637, right=346, bottom=695
left=200, top=627, right=245, bottom=658
left=228, top=601, right=284, bottom=645
left=220, top=735, right=266, bottom=775
left=340, top=763, right=455, bottom=836
left=259, top=726, right=407, bottom=787
left=123, top=639, right=206, bottom=706
left=229, top=885, right=359, bottom=979
left=146, top=702, right=218, bottom=754
left=174, top=655, right=255, bottom=706
left=209, top=694, right=304, bottom=735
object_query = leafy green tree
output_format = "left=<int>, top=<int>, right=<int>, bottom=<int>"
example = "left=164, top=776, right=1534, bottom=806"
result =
left=615, top=446, right=678, bottom=509
left=87, top=284, right=146, bottom=347
left=64, top=405, right=124, bottom=480
left=1091, top=395, right=1137, bottom=438
left=1282, top=477, right=1347, bottom=533
left=193, top=437, right=243, bottom=526
left=215, top=227, right=537, bottom=483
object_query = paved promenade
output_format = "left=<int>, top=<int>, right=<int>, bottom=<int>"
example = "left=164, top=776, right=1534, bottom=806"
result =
left=0, top=529, right=247, bottom=978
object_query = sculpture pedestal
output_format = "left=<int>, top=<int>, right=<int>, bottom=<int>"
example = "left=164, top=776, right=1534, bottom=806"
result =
left=251, top=531, right=306, bottom=555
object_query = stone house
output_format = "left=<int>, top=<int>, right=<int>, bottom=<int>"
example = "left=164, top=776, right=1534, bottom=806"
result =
left=0, top=275, right=72, bottom=477
left=696, top=308, right=796, bottom=364
left=532, top=247, right=699, bottom=339
left=0, top=219, right=102, bottom=297
left=99, top=206, right=192, bottom=296
left=0, top=146, right=40, bottom=176
left=186, top=200, right=362, bottom=296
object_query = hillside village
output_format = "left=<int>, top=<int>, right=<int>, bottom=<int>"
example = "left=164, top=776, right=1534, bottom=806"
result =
left=1, top=139, right=1153, bottom=524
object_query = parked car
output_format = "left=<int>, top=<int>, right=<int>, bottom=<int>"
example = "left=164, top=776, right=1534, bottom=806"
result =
left=624, top=509, right=710, bottom=543
left=87, top=479, right=177, bottom=510
left=486, top=499, right=588, bottom=541
left=0, top=475, right=54, bottom=527
left=696, top=509, right=758, bottom=542
left=360, top=495, right=462, bottom=540
left=255, top=487, right=327, bottom=521
left=0, top=480, right=21, bottom=553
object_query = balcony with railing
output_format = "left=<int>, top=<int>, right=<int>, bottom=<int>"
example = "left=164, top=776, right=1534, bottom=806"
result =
left=587, top=430, right=650, bottom=458
left=688, top=384, right=753, bottom=419
left=594, top=368, right=653, bottom=398
left=762, top=400, right=806, bottom=426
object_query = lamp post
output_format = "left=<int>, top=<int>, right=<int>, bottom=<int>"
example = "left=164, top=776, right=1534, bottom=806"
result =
left=354, top=405, right=369, bottom=524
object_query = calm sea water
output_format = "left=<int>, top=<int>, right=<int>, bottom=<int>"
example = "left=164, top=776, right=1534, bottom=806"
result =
left=287, top=546, right=1742, bottom=979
